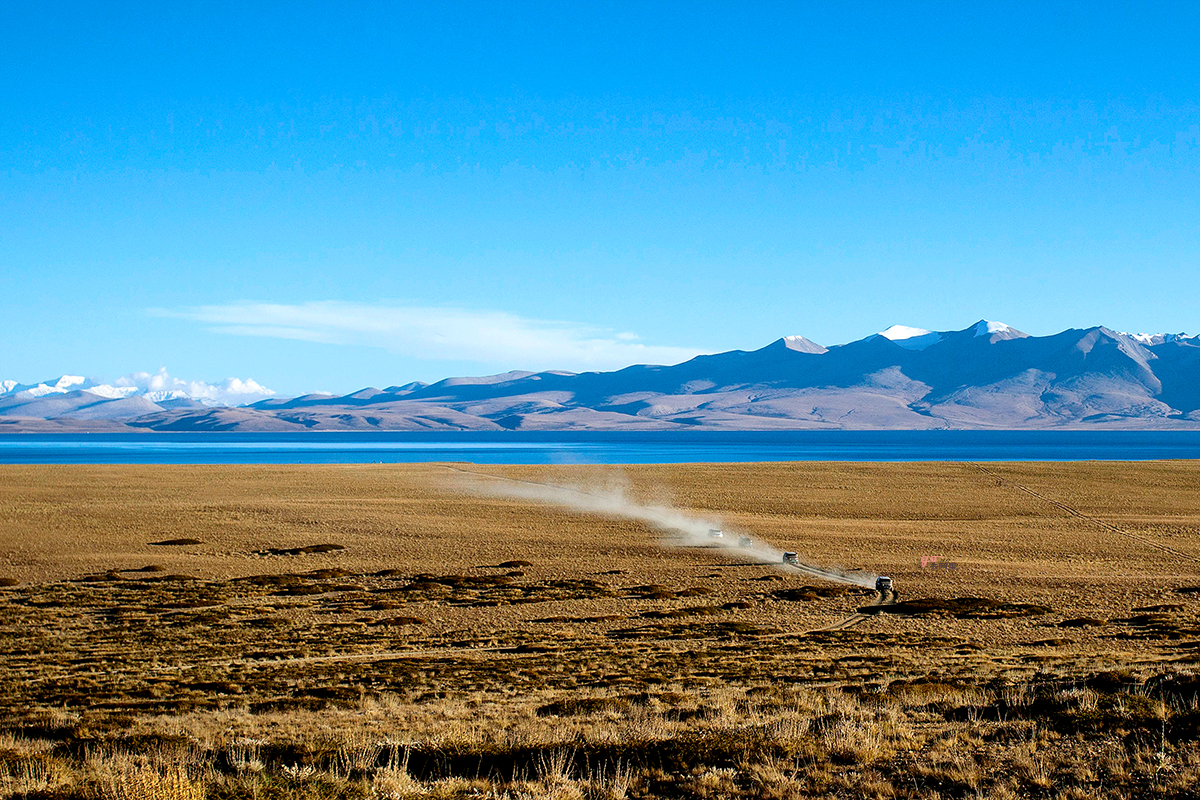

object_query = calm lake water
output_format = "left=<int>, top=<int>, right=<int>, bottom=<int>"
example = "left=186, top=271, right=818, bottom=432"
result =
left=1, top=431, right=1199, bottom=464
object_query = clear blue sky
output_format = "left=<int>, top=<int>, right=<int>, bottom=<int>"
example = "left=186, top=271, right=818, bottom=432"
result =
left=3, top=1, right=1198, bottom=396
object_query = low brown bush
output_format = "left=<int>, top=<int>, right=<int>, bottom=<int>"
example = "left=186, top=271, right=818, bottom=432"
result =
left=258, top=544, right=346, bottom=556
left=863, top=597, right=1051, bottom=618
left=371, top=616, right=427, bottom=626
left=536, top=697, right=629, bottom=716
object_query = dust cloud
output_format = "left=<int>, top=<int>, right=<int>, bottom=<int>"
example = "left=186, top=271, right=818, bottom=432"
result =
left=452, top=469, right=874, bottom=587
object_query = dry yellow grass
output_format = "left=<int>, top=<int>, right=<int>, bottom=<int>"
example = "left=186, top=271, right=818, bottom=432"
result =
left=1, top=461, right=1199, bottom=799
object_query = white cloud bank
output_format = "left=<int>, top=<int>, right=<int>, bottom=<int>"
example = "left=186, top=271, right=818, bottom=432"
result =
left=113, top=368, right=275, bottom=405
left=0, top=369, right=275, bottom=406
left=168, top=301, right=709, bottom=372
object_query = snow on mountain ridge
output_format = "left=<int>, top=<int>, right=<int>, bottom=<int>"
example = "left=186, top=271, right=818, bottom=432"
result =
left=24, top=376, right=93, bottom=397
left=864, top=321, right=1026, bottom=349
left=1122, top=332, right=1191, bottom=346
left=0, top=375, right=103, bottom=398
left=84, top=385, right=140, bottom=400
left=782, top=335, right=828, bottom=354
left=143, top=389, right=194, bottom=403
left=879, top=325, right=932, bottom=341
left=878, top=325, right=942, bottom=351
left=974, top=320, right=1013, bottom=336
left=0, top=369, right=274, bottom=406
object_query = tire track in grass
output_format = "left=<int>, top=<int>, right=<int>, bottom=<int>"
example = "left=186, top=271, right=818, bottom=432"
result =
left=969, top=462, right=1200, bottom=566
left=810, top=591, right=895, bottom=632
left=813, top=612, right=870, bottom=632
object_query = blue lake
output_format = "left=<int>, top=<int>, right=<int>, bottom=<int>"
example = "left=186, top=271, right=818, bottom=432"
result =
left=1, top=431, right=1199, bottom=464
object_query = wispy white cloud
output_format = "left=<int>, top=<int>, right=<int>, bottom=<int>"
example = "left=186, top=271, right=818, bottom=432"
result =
left=166, top=301, right=708, bottom=372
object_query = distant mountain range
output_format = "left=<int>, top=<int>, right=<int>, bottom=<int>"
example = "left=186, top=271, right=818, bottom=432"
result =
left=4, top=321, right=1200, bottom=431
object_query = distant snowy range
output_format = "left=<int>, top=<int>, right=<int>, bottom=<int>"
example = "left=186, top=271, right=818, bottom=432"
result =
left=4, top=322, right=1200, bottom=432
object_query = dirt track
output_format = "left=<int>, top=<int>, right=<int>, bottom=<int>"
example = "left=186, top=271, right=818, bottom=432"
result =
left=971, top=461, right=1200, bottom=565
left=445, top=463, right=877, bottom=587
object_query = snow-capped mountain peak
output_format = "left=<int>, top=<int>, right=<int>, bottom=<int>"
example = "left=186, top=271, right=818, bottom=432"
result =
left=878, top=325, right=942, bottom=351
left=23, top=375, right=96, bottom=397
left=879, top=325, right=931, bottom=340
left=782, top=335, right=828, bottom=354
left=974, top=320, right=1012, bottom=337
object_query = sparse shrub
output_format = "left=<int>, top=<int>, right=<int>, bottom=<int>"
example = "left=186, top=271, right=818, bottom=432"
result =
left=1134, top=603, right=1185, bottom=613
left=773, top=585, right=862, bottom=601
left=628, top=584, right=673, bottom=595
left=259, top=544, right=347, bottom=556
left=536, top=697, right=630, bottom=717
left=370, top=766, right=426, bottom=799
left=533, top=614, right=624, bottom=624
left=306, top=569, right=352, bottom=579
left=0, top=754, right=73, bottom=797
left=642, top=606, right=724, bottom=620
left=863, top=597, right=1050, bottom=618
left=367, top=601, right=403, bottom=610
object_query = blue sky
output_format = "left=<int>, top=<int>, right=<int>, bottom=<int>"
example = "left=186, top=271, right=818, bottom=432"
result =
left=3, top=1, right=1198, bottom=396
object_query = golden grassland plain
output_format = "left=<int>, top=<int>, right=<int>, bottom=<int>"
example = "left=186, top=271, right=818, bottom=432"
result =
left=2, top=461, right=1200, bottom=800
